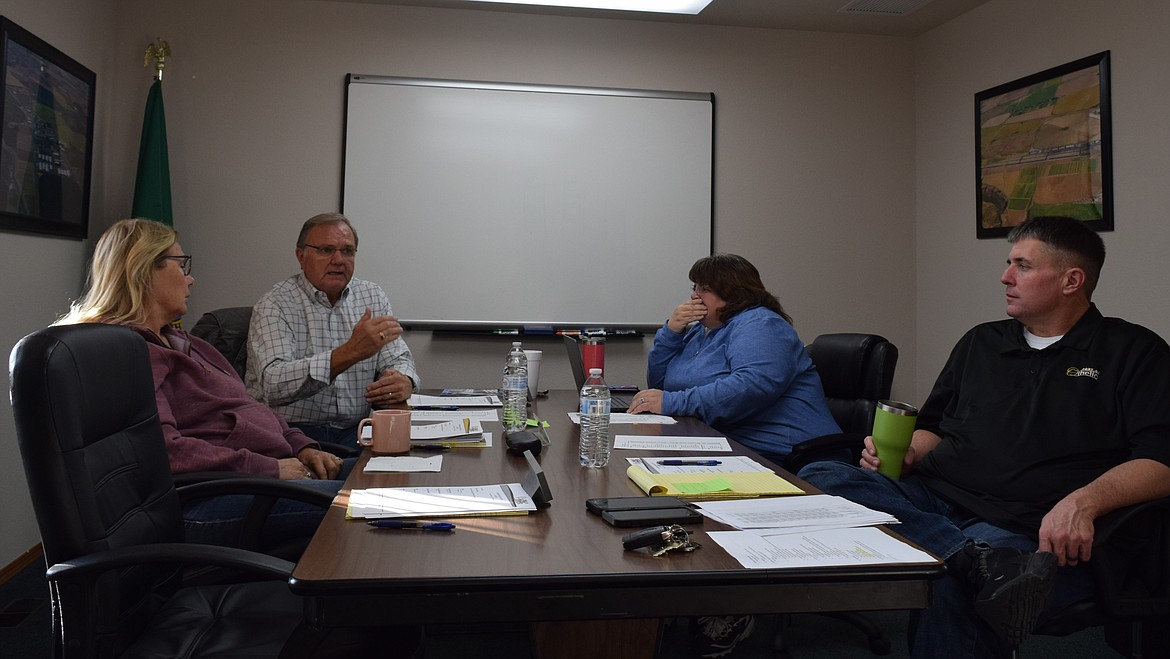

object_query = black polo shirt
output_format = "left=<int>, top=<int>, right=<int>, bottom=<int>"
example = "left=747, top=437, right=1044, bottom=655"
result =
left=916, top=305, right=1170, bottom=537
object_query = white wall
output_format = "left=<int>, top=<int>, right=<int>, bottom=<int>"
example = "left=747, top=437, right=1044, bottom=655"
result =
left=0, top=0, right=117, bottom=567
left=913, top=0, right=1170, bottom=398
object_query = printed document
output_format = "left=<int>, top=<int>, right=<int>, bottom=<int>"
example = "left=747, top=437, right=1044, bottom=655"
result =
left=613, top=435, right=732, bottom=452
left=695, top=494, right=898, bottom=533
left=409, top=394, right=501, bottom=407
left=707, top=527, right=936, bottom=569
left=626, top=455, right=773, bottom=474
left=568, top=412, right=677, bottom=425
left=363, top=455, right=443, bottom=473
left=347, top=483, right=536, bottom=518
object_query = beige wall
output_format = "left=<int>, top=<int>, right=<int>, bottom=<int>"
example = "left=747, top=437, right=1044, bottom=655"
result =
left=1, top=0, right=918, bottom=566
left=103, top=4, right=919, bottom=395
left=4, top=0, right=1167, bottom=567
left=913, top=0, right=1170, bottom=398
left=0, top=0, right=117, bottom=566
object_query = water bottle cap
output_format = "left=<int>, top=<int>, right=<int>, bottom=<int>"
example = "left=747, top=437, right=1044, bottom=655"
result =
left=588, top=368, right=602, bottom=376
left=512, top=341, right=522, bottom=348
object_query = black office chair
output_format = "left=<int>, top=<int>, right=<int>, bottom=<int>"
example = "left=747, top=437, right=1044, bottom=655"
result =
left=1014, top=498, right=1170, bottom=658
left=785, top=333, right=898, bottom=472
left=189, top=305, right=254, bottom=379
left=189, top=306, right=358, bottom=460
left=775, top=333, right=900, bottom=657
left=8, top=323, right=390, bottom=659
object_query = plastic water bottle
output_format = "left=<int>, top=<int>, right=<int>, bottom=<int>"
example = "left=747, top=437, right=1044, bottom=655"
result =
left=501, top=341, right=528, bottom=433
left=579, top=367, right=612, bottom=468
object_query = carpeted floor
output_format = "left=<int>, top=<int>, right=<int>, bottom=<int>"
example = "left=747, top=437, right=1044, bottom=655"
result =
left=0, top=557, right=1126, bottom=658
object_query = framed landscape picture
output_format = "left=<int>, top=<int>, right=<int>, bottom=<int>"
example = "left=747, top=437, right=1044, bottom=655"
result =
left=0, top=17, right=96, bottom=239
left=976, top=51, right=1112, bottom=239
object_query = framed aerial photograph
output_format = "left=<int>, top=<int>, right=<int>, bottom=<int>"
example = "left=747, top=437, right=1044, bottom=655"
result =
left=0, top=16, right=96, bottom=239
left=976, top=51, right=1112, bottom=239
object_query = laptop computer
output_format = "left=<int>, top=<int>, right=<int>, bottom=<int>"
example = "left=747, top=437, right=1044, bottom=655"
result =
left=564, top=335, right=633, bottom=412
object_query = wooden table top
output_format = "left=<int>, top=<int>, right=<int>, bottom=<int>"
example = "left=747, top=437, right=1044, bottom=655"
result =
left=290, top=390, right=942, bottom=625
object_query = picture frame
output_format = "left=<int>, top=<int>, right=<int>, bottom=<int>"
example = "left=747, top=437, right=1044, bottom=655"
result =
left=975, top=51, right=1112, bottom=239
left=0, top=16, right=96, bottom=239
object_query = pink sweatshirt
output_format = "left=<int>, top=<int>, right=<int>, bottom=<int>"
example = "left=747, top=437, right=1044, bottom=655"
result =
left=131, top=325, right=317, bottom=477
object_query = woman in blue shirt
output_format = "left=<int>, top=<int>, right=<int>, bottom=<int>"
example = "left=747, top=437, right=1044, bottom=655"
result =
left=630, top=254, right=839, bottom=461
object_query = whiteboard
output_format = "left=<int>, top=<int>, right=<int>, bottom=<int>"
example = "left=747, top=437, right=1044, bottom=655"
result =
left=342, top=75, right=713, bottom=330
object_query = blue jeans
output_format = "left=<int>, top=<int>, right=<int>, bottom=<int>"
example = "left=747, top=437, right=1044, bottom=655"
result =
left=183, top=458, right=356, bottom=548
left=798, top=461, right=1095, bottom=659
left=292, top=422, right=360, bottom=451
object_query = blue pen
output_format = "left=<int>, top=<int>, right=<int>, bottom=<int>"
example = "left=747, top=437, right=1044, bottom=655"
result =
left=657, top=460, right=722, bottom=466
left=413, top=444, right=451, bottom=451
left=367, top=520, right=456, bottom=531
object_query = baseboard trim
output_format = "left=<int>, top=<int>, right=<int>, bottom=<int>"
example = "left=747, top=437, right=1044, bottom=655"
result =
left=0, top=544, right=43, bottom=585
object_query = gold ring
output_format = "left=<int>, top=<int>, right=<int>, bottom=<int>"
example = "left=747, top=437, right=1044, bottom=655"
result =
left=379, top=331, right=386, bottom=341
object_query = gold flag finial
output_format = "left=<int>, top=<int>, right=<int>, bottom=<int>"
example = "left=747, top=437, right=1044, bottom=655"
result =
left=143, top=38, right=171, bottom=81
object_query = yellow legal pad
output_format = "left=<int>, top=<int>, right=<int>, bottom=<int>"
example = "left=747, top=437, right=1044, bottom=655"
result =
left=625, top=465, right=805, bottom=499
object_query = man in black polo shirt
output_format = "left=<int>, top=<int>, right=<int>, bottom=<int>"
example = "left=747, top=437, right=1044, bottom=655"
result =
left=800, top=216, right=1170, bottom=658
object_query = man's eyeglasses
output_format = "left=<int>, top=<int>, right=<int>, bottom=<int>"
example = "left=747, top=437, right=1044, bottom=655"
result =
left=301, top=243, right=357, bottom=259
left=163, top=255, right=192, bottom=276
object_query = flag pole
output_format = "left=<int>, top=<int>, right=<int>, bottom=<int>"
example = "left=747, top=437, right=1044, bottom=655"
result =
left=144, top=37, right=170, bottom=81
left=132, top=37, right=173, bottom=226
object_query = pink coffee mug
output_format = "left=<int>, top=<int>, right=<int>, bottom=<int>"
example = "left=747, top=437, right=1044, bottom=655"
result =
left=357, top=409, right=412, bottom=454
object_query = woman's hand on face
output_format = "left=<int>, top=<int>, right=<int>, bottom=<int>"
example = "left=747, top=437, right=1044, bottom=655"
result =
left=667, top=299, right=707, bottom=333
left=628, top=389, right=663, bottom=415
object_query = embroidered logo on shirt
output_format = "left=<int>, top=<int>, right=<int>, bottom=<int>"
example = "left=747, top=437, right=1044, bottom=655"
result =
left=1066, top=366, right=1100, bottom=379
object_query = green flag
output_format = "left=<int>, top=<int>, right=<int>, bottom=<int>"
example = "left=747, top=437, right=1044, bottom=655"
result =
left=131, top=78, right=172, bottom=225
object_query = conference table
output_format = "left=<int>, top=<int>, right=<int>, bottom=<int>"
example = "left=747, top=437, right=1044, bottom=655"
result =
left=289, top=390, right=943, bottom=652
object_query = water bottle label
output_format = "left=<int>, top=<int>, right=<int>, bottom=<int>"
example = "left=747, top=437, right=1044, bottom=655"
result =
left=504, top=375, right=527, bottom=389
left=580, top=399, right=611, bottom=415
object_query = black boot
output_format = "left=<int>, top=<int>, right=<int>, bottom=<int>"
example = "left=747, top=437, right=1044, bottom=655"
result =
left=948, top=541, right=1058, bottom=647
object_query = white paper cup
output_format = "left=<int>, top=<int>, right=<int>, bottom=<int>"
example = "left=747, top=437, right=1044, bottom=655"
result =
left=524, top=350, right=543, bottom=398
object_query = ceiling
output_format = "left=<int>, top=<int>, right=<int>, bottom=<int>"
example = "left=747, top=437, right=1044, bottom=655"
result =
left=321, top=0, right=993, bottom=37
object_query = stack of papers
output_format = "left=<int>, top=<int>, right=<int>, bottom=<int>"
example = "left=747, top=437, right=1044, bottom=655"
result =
left=411, top=418, right=483, bottom=442
left=626, top=455, right=773, bottom=474
left=626, top=464, right=803, bottom=499
left=694, top=495, right=934, bottom=569
left=363, top=456, right=443, bottom=473
left=707, top=527, right=936, bottom=569
left=695, top=494, right=898, bottom=534
left=567, top=412, right=677, bottom=425
left=347, top=483, right=537, bottom=519
left=409, top=393, right=501, bottom=407
left=613, top=435, right=731, bottom=452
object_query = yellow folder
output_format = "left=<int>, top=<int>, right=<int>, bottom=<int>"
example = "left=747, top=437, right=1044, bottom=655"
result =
left=626, top=465, right=805, bottom=499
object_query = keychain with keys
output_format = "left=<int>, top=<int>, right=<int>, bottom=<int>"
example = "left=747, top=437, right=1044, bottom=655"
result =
left=621, top=524, right=701, bottom=556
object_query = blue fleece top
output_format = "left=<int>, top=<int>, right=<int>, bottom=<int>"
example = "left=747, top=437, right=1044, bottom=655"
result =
left=647, top=305, right=840, bottom=460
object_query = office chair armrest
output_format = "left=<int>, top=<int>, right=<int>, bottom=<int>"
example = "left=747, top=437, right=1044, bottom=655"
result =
left=1092, top=497, right=1170, bottom=547
left=178, top=477, right=336, bottom=508
left=45, top=542, right=295, bottom=583
left=172, top=470, right=257, bottom=487
left=1089, top=496, right=1170, bottom=619
left=784, top=432, right=867, bottom=474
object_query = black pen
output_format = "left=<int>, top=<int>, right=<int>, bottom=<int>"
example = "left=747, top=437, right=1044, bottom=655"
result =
left=413, top=444, right=451, bottom=451
left=657, top=460, right=722, bottom=466
left=367, top=520, right=456, bottom=531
